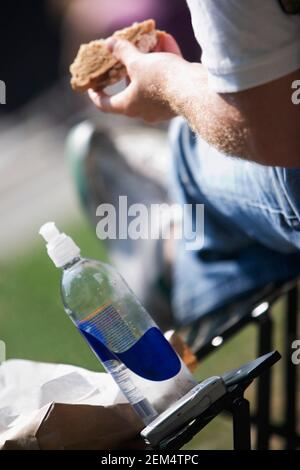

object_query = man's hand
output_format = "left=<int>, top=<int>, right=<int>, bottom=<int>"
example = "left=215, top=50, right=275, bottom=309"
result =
left=88, top=33, right=185, bottom=123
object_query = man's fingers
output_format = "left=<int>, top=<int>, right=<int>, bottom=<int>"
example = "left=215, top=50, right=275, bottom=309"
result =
left=155, top=32, right=183, bottom=57
left=106, top=38, right=141, bottom=67
left=88, top=86, right=135, bottom=115
left=88, top=89, right=116, bottom=113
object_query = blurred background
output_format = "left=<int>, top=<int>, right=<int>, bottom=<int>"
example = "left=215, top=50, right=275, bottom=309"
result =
left=0, top=0, right=292, bottom=449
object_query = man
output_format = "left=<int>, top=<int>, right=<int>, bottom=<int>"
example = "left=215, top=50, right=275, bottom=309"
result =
left=86, top=0, right=300, bottom=327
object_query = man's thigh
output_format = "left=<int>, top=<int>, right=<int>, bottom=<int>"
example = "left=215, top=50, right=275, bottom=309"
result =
left=169, top=118, right=300, bottom=323
left=171, top=117, right=300, bottom=254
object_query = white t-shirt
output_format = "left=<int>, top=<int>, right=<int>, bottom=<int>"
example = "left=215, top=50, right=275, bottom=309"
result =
left=186, top=0, right=300, bottom=92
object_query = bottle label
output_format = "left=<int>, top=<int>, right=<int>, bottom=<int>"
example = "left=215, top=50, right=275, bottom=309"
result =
left=78, top=304, right=181, bottom=382
left=105, top=360, right=146, bottom=404
left=79, top=303, right=139, bottom=352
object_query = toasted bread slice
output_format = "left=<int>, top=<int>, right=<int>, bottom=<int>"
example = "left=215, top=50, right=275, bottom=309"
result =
left=70, top=19, right=159, bottom=92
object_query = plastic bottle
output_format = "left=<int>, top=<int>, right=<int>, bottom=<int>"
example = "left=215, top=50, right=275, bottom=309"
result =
left=39, top=222, right=197, bottom=424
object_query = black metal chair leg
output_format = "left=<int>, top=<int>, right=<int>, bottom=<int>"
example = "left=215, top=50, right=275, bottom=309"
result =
left=231, top=397, right=251, bottom=450
left=284, top=286, right=298, bottom=449
left=255, top=311, right=273, bottom=449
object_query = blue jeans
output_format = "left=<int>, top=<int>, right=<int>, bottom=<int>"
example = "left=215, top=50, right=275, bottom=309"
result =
left=170, top=117, right=300, bottom=326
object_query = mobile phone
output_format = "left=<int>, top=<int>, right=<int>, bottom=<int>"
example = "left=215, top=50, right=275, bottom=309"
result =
left=221, top=351, right=281, bottom=387
left=141, top=376, right=226, bottom=446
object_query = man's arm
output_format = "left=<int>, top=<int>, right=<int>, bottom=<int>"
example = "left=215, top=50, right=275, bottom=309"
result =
left=167, top=61, right=300, bottom=167
left=89, top=35, right=300, bottom=167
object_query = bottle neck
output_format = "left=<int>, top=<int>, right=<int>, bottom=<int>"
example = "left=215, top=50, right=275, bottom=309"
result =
left=62, top=256, right=82, bottom=271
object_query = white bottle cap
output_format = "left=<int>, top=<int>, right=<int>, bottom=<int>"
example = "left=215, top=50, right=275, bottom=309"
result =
left=39, top=222, right=81, bottom=268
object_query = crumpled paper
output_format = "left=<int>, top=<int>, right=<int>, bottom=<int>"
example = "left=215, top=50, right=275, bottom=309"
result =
left=0, top=360, right=144, bottom=450
left=0, top=332, right=197, bottom=450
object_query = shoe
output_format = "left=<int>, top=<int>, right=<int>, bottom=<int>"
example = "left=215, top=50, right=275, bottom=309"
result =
left=66, top=121, right=174, bottom=330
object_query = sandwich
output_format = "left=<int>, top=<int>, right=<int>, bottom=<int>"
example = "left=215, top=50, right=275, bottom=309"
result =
left=70, top=19, right=161, bottom=92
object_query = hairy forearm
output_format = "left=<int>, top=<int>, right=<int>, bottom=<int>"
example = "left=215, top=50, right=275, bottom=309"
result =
left=161, top=61, right=252, bottom=159
left=158, top=60, right=300, bottom=166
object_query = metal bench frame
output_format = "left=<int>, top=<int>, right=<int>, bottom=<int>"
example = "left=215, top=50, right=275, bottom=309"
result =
left=187, top=280, right=299, bottom=449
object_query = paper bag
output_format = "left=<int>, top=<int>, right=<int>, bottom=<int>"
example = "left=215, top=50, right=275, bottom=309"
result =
left=2, top=402, right=144, bottom=450
left=0, top=360, right=144, bottom=450
left=0, top=334, right=197, bottom=450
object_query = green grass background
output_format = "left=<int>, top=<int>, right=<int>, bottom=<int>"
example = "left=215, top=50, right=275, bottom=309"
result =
left=0, top=214, right=289, bottom=449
